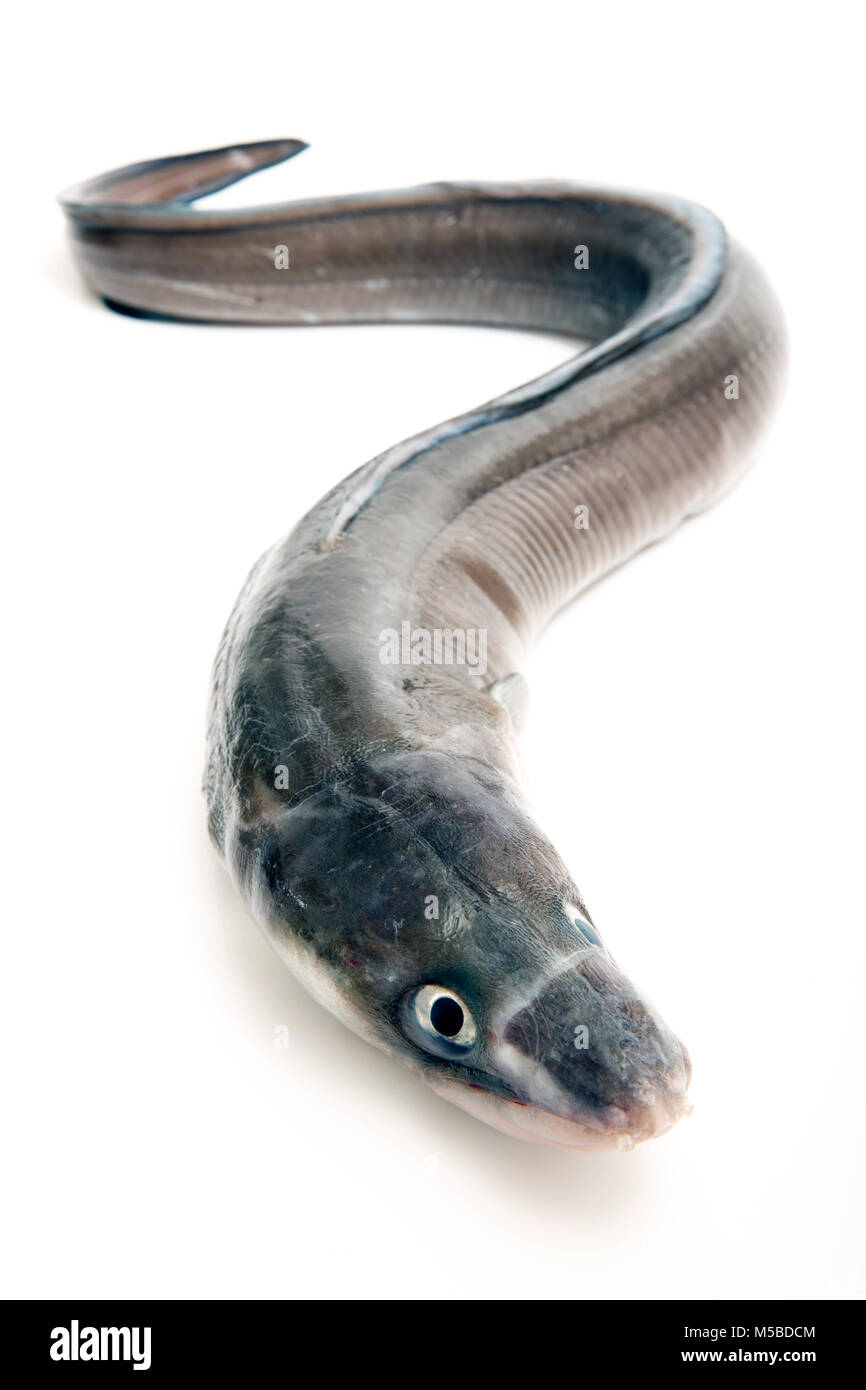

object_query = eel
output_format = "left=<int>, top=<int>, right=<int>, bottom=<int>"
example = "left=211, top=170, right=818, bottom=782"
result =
left=60, top=141, right=786, bottom=1149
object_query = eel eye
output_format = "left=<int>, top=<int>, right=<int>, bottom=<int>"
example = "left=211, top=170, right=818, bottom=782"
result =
left=565, top=902, right=603, bottom=949
left=402, top=984, right=478, bottom=1059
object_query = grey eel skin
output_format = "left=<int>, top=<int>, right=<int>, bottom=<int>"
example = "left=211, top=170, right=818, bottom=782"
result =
left=60, top=141, right=786, bottom=1150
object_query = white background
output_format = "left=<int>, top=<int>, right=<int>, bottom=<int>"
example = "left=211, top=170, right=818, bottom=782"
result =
left=3, top=1, right=864, bottom=1300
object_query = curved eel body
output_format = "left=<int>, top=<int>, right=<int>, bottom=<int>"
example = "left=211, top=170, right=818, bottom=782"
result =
left=60, top=142, right=786, bottom=1150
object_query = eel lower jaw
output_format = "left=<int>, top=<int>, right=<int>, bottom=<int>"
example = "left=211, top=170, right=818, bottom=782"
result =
left=430, top=1074, right=693, bottom=1151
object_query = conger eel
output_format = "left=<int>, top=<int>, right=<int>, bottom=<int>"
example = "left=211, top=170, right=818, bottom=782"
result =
left=60, top=141, right=786, bottom=1150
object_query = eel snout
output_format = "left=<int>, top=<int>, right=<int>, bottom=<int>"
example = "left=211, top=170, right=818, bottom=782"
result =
left=436, top=953, right=692, bottom=1150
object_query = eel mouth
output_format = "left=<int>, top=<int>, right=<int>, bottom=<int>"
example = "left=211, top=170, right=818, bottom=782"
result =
left=430, top=1070, right=692, bottom=1151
